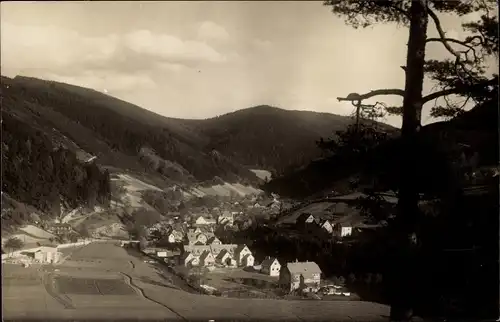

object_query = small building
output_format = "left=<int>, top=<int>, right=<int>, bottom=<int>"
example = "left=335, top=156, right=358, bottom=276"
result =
left=167, top=230, right=184, bottom=243
left=207, top=236, right=222, bottom=245
left=31, top=246, right=61, bottom=264
left=318, top=219, right=334, bottom=234
left=217, top=211, right=234, bottom=226
left=196, top=233, right=209, bottom=245
left=234, top=244, right=252, bottom=267
left=296, top=213, right=316, bottom=226
left=215, top=249, right=234, bottom=266
left=279, top=261, right=322, bottom=293
left=333, top=223, right=353, bottom=237
left=260, top=257, right=281, bottom=277
left=210, top=244, right=238, bottom=258
left=199, top=250, right=215, bottom=267
left=241, top=253, right=255, bottom=267
left=181, top=252, right=199, bottom=267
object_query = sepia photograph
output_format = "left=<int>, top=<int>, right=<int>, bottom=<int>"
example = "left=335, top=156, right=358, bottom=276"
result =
left=1, top=1, right=499, bottom=322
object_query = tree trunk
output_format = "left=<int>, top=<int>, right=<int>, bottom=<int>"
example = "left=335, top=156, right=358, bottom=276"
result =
left=389, top=0, right=429, bottom=321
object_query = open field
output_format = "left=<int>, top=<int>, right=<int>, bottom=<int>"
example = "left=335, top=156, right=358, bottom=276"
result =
left=3, top=241, right=391, bottom=321
left=203, top=267, right=282, bottom=298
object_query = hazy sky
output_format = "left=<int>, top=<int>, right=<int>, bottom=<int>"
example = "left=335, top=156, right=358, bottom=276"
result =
left=1, top=1, right=496, bottom=127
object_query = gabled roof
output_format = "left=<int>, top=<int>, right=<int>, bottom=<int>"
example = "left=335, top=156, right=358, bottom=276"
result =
left=215, top=249, right=232, bottom=261
left=319, top=219, right=331, bottom=227
left=296, top=213, right=315, bottom=224
left=200, top=250, right=214, bottom=261
left=234, top=244, right=250, bottom=257
left=286, top=261, right=321, bottom=277
left=207, top=236, right=221, bottom=244
left=261, top=257, right=279, bottom=268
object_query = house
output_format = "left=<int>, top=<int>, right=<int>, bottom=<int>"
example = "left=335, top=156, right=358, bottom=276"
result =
left=318, top=219, right=334, bottom=234
left=181, top=252, right=200, bottom=267
left=260, top=257, right=281, bottom=277
left=217, top=211, right=234, bottom=226
left=296, top=213, right=316, bottom=226
left=196, top=233, right=209, bottom=245
left=241, top=253, right=255, bottom=267
left=279, top=261, right=322, bottom=293
left=296, top=213, right=318, bottom=233
left=185, top=231, right=207, bottom=245
left=167, top=230, right=184, bottom=243
left=207, top=236, right=222, bottom=245
left=194, top=216, right=216, bottom=226
left=215, top=249, right=235, bottom=266
left=234, top=244, right=252, bottom=267
left=31, top=246, right=61, bottom=264
left=333, top=223, right=353, bottom=237
left=199, top=250, right=215, bottom=267
left=210, top=244, right=238, bottom=258
left=183, top=245, right=212, bottom=256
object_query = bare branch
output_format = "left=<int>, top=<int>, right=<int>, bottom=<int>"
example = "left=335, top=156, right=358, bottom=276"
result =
left=422, top=76, right=497, bottom=103
left=426, top=36, right=482, bottom=61
left=337, top=89, right=405, bottom=102
left=427, top=8, right=483, bottom=81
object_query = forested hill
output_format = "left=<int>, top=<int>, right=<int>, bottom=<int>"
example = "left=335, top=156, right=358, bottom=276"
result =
left=185, top=105, right=359, bottom=175
left=0, top=75, right=259, bottom=187
left=1, top=75, right=384, bottom=187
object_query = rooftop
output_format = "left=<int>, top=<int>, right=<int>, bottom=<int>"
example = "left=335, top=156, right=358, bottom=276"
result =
left=287, top=261, right=322, bottom=275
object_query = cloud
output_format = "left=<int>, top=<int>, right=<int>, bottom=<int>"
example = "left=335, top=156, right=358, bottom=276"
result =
left=1, top=22, right=227, bottom=91
left=253, top=38, right=273, bottom=51
left=197, top=21, right=230, bottom=42
left=124, top=29, right=226, bottom=63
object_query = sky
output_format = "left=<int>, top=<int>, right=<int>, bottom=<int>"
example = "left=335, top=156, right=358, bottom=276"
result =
left=1, top=1, right=497, bottom=127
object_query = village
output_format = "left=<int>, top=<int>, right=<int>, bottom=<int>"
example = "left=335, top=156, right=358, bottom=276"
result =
left=138, top=206, right=356, bottom=300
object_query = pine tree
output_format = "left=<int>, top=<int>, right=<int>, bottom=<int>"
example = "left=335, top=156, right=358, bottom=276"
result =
left=323, top=1, right=498, bottom=320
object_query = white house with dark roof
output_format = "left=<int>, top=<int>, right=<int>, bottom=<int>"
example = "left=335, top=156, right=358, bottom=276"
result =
left=207, top=236, right=222, bottom=245
left=318, top=219, right=334, bottom=234
left=215, top=249, right=235, bottom=266
left=199, top=250, right=215, bottom=267
left=260, top=257, right=281, bottom=277
left=234, top=244, right=252, bottom=267
left=279, top=260, right=322, bottom=293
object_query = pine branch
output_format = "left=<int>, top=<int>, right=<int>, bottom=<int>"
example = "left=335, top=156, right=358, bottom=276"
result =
left=422, top=76, right=498, bottom=103
left=337, top=89, right=405, bottom=102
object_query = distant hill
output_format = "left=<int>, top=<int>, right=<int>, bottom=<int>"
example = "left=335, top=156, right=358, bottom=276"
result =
left=1, top=76, right=381, bottom=184
left=186, top=105, right=360, bottom=174
left=264, top=97, right=498, bottom=199
left=2, top=75, right=383, bottom=219
left=1, top=75, right=258, bottom=187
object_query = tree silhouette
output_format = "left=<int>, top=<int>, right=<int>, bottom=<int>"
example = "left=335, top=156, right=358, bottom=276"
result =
left=324, top=1, right=498, bottom=320
left=4, top=237, right=24, bottom=256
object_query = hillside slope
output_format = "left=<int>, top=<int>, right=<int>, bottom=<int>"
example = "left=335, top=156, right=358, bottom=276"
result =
left=187, top=105, right=361, bottom=174
left=1, top=75, right=258, bottom=185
